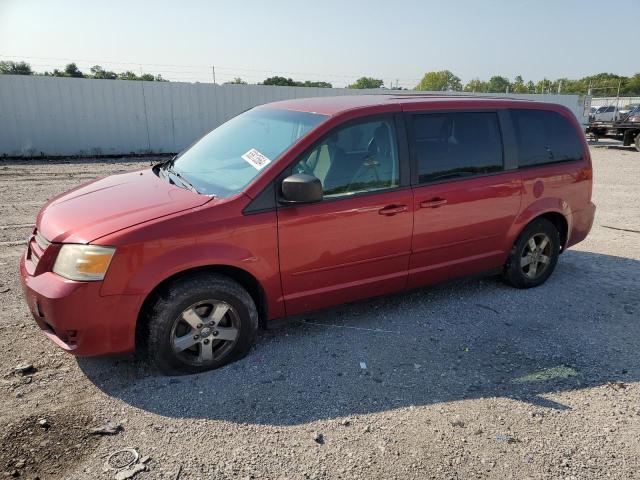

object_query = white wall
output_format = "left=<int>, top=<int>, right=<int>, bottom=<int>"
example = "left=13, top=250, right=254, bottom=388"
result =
left=0, top=75, right=590, bottom=157
left=590, top=96, right=640, bottom=107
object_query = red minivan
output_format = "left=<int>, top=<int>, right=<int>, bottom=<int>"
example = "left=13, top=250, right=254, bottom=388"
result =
left=20, top=95, right=595, bottom=374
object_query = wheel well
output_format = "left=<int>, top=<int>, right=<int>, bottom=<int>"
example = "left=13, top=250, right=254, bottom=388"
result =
left=535, top=212, right=568, bottom=251
left=136, top=265, right=268, bottom=348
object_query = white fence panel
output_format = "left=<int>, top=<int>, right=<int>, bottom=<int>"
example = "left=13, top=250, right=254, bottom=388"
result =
left=590, top=96, right=640, bottom=107
left=0, top=75, right=589, bottom=157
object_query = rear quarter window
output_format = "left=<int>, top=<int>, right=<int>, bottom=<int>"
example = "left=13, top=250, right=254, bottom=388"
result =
left=512, top=109, right=583, bottom=167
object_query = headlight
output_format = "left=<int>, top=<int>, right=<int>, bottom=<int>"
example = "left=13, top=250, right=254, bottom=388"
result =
left=53, top=245, right=116, bottom=281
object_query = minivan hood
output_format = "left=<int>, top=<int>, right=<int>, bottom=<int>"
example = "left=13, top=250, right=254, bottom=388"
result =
left=37, top=169, right=211, bottom=243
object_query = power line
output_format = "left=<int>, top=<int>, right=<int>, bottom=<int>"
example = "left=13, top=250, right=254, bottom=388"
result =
left=0, top=54, right=422, bottom=83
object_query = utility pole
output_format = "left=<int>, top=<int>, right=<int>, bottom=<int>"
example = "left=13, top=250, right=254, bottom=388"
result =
left=614, top=79, right=621, bottom=118
left=558, top=80, right=562, bottom=94
left=212, top=66, right=216, bottom=84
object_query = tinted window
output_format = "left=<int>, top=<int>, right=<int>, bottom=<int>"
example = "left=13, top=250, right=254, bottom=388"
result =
left=294, top=118, right=399, bottom=197
left=412, top=112, right=503, bottom=183
left=512, top=109, right=582, bottom=167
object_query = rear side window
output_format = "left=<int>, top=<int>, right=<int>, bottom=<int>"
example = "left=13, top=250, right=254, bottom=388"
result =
left=512, top=109, right=583, bottom=167
left=412, top=112, right=503, bottom=183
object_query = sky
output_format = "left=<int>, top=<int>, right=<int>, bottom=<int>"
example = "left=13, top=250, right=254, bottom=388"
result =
left=1, top=0, right=638, bottom=88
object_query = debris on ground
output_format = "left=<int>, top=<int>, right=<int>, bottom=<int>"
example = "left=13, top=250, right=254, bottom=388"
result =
left=606, top=381, right=628, bottom=390
left=313, top=432, right=324, bottom=445
left=495, top=433, right=518, bottom=444
left=14, top=364, right=36, bottom=375
left=90, top=421, right=123, bottom=436
left=114, top=463, right=146, bottom=480
left=107, top=448, right=139, bottom=470
left=451, top=418, right=465, bottom=427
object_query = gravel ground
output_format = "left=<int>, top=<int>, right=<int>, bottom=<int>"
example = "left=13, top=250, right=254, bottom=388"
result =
left=0, top=145, right=638, bottom=480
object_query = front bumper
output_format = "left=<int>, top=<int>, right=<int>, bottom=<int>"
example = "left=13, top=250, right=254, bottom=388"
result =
left=20, top=253, right=143, bottom=356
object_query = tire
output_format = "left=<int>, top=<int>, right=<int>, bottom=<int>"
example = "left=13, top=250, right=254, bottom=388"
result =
left=502, top=218, right=561, bottom=289
left=143, top=274, right=258, bottom=375
left=634, top=132, right=640, bottom=152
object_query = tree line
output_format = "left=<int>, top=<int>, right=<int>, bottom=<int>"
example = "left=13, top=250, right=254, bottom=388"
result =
left=0, top=61, right=167, bottom=82
left=2, top=60, right=639, bottom=96
left=414, top=70, right=640, bottom=96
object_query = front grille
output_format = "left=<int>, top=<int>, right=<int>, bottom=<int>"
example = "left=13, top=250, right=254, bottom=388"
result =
left=29, top=230, right=50, bottom=269
left=34, top=232, right=50, bottom=251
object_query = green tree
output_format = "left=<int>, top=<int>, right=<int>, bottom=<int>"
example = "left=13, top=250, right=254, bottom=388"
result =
left=625, top=73, right=640, bottom=95
left=416, top=70, right=462, bottom=91
left=487, top=75, right=510, bottom=93
left=347, top=77, right=384, bottom=89
left=536, top=78, right=552, bottom=94
left=511, top=75, right=528, bottom=93
left=302, top=80, right=332, bottom=88
left=45, top=69, right=66, bottom=77
left=463, top=78, right=488, bottom=93
left=0, top=61, right=33, bottom=75
left=226, top=77, right=248, bottom=84
left=64, top=63, right=84, bottom=78
left=263, top=76, right=299, bottom=86
left=90, top=65, right=117, bottom=80
left=117, top=71, right=140, bottom=81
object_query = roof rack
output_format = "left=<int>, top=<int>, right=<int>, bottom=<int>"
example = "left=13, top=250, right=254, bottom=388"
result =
left=383, top=93, right=535, bottom=102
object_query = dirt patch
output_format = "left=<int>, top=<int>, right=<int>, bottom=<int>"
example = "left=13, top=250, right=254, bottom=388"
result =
left=0, top=408, right=100, bottom=479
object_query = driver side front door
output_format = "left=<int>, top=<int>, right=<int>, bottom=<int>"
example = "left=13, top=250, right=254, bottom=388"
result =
left=276, top=115, right=413, bottom=315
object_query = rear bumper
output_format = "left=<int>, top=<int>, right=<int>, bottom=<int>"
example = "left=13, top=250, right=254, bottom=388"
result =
left=567, top=202, right=596, bottom=248
left=20, top=253, right=142, bottom=356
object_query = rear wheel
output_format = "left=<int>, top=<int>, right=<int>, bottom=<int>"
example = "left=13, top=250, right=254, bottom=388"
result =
left=503, top=218, right=560, bottom=289
left=143, top=274, right=258, bottom=375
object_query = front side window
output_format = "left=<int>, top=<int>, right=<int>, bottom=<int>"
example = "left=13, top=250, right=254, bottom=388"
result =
left=293, top=118, right=399, bottom=197
left=171, top=108, right=327, bottom=197
left=412, top=112, right=504, bottom=184
left=512, top=109, right=583, bottom=167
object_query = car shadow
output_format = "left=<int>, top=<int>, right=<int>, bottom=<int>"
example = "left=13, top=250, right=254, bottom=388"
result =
left=78, top=249, right=639, bottom=426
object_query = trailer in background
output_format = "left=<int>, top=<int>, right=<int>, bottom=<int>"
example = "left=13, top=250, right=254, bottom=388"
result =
left=587, top=120, right=640, bottom=152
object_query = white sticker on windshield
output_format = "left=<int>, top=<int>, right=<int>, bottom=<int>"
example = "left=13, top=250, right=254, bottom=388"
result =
left=241, top=148, right=271, bottom=170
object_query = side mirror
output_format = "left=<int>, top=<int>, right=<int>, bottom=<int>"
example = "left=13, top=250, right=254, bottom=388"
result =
left=281, top=173, right=323, bottom=204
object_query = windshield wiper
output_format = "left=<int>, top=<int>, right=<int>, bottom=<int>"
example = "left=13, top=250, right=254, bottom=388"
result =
left=161, top=158, right=199, bottom=194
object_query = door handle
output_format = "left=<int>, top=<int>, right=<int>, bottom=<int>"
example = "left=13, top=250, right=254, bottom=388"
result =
left=420, top=198, right=448, bottom=208
left=378, top=204, right=408, bottom=216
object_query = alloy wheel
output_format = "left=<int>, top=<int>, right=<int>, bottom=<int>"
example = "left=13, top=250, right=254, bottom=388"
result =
left=520, top=233, right=552, bottom=279
left=170, top=300, right=240, bottom=366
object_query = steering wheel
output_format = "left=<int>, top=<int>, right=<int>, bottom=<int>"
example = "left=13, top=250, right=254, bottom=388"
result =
left=346, top=153, right=381, bottom=193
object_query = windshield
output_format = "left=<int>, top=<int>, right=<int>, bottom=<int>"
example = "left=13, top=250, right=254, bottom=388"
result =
left=169, top=108, right=327, bottom=197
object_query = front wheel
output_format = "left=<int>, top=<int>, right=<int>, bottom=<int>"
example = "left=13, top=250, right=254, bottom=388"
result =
left=503, top=218, right=561, bottom=289
left=634, top=132, right=640, bottom=152
left=143, top=274, right=258, bottom=375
